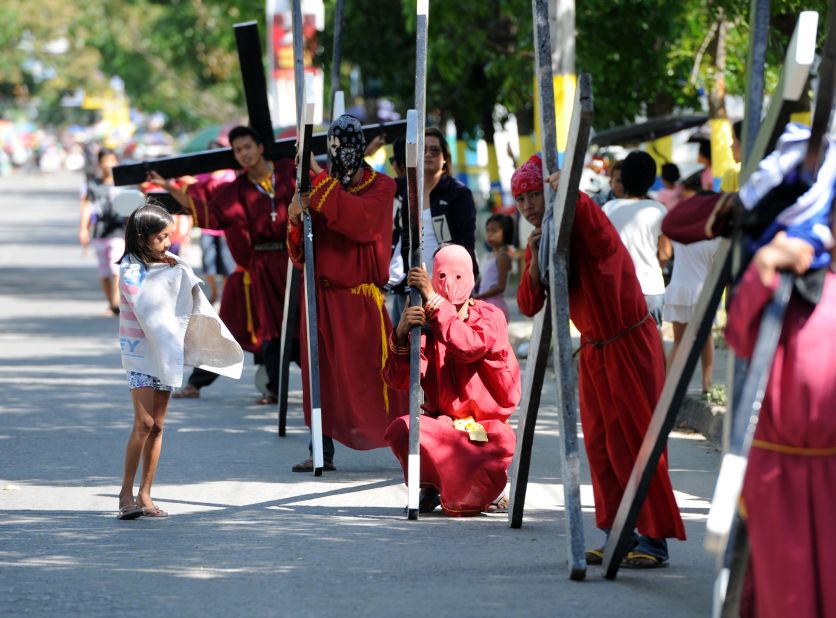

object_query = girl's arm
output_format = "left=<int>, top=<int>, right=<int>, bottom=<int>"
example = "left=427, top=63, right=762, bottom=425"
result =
left=474, top=252, right=511, bottom=299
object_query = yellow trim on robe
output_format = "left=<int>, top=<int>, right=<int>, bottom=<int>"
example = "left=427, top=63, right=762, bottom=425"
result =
left=311, top=176, right=330, bottom=195
left=312, top=178, right=338, bottom=212
left=243, top=271, right=257, bottom=344
left=185, top=192, right=199, bottom=226
left=349, top=282, right=389, bottom=412
left=752, top=439, right=836, bottom=457
left=349, top=169, right=377, bottom=195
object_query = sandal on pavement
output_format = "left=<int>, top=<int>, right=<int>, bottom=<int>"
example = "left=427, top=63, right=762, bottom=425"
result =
left=484, top=495, right=509, bottom=513
left=256, top=393, right=278, bottom=405
left=140, top=505, right=169, bottom=518
left=116, top=503, right=144, bottom=520
left=622, top=551, right=668, bottom=569
left=173, top=384, right=200, bottom=399
left=585, top=547, right=605, bottom=565
left=291, top=457, right=336, bottom=472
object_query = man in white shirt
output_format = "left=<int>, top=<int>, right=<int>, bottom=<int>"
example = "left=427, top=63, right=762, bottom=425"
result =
left=602, top=151, right=672, bottom=325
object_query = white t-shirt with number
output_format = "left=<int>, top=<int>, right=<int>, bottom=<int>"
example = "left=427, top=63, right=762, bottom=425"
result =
left=602, top=197, right=667, bottom=296
left=421, top=207, right=439, bottom=276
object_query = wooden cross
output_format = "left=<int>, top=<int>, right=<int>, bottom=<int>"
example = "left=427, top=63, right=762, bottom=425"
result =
left=112, top=21, right=405, bottom=187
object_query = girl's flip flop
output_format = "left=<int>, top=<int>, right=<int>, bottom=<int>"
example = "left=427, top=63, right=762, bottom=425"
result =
left=141, top=506, right=169, bottom=518
left=117, top=504, right=144, bottom=520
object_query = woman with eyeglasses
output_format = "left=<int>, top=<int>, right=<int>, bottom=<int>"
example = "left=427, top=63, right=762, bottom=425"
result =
left=392, top=127, right=478, bottom=286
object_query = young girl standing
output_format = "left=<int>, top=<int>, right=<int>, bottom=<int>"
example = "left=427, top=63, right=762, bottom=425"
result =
left=475, top=214, right=514, bottom=322
left=116, top=203, right=243, bottom=519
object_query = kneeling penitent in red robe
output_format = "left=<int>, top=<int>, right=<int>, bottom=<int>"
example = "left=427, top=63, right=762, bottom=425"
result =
left=384, top=245, right=521, bottom=516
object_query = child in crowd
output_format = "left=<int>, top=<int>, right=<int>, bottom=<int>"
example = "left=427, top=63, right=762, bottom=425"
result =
left=475, top=214, right=514, bottom=322
left=655, top=163, right=682, bottom=210
left=116, top=203, right=243, bottom=520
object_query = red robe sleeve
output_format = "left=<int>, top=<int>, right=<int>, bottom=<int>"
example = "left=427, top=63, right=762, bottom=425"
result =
left=287, top=218, right=304, bottom=266
left=430, top=298, right=497, bottom=362
left=725, top=263, right=779, bottom=359
left=517, top=245, right=546, bottom=317
left=382, top=332, right=428, bottom=391
left=308, top=169, right=395, bottom=242
left=661, top=192, right=736, bottom=244
left=185, top=177, right=237, bottom=230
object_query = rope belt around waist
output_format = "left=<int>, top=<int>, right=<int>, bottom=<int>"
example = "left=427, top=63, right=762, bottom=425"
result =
left=317, top=277, right=385, bottom=292
left=752, top=439, right=836, bottom=457
left=254, top=242, right=286, bottom=252
left=574, top=312, right=652, bottom=358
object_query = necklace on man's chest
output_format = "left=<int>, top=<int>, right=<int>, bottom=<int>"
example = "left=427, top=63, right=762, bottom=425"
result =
left=251, top=164, right=278, bottom=222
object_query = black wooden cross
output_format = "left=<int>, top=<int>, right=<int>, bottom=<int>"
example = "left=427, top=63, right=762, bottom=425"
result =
left=112, top=21, right=405, bottom=187
left=600, top=11, right=819, bottom=581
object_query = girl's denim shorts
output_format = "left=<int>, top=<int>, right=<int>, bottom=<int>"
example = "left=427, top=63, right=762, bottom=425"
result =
left=126, top=371, right=173, bottom=392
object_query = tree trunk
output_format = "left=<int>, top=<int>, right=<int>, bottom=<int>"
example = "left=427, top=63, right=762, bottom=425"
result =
left=707, top=10, right=728, bottom=120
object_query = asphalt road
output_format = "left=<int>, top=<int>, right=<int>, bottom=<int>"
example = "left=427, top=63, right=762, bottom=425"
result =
left=0, top=171, right=720, bottom=617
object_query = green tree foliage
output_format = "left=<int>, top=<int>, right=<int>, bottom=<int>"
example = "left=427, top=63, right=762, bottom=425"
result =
left=1, top=0, right=259, bottom=130
left=323, top=0, right=830, bottom=132
left=1, top=0, right=831, bottom=133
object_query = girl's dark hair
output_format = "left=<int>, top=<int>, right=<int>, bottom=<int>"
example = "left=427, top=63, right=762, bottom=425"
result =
left=487, top=213, right=514, bottom=246
left=118, top=202, right=174, bottom=265
left=425, top=126, right=453, bottom=176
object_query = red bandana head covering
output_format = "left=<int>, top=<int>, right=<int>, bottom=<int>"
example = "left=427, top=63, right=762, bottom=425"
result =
left=432, top=245, right=474, bottom=305
left=511, top=154, right=544, bottom=198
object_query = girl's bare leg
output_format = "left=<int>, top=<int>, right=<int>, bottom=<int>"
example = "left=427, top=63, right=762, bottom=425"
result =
left=137, top=390, right=171, bottom=509
left=119, top=387, right=155, bottom=508
left=701, top=333, right=715, bottom=393
left=666, top=321, right=687, bottom=373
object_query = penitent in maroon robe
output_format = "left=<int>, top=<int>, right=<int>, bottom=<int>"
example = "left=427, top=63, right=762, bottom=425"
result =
left=185, top=173, right=261, bottom=354
left=517, top=192, right=685, bottom=540
left=383, top=299, right=521, bottom=516
left=726, top=265, right=836, bottom=618
left=288, top=167, right=407, bottom=450
left=186, top=159, right=295, bottom=342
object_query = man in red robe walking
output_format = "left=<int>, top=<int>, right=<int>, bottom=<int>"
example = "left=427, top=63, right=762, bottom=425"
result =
left=384, top=245, right=521, bottom=516
left=149, top=126, right=296, bottom=404
left=288, top=115, right=406, bottom=471
left=514, top=154, right=685, bottom=567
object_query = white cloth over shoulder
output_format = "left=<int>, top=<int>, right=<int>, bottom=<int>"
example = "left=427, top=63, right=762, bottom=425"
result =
left=119, top=253, right=243, bottom=387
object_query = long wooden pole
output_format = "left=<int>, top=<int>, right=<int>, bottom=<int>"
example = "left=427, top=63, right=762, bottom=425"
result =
left=406, top=0, right=429, bottom=521
left=292, top=0, right=324, bottom=476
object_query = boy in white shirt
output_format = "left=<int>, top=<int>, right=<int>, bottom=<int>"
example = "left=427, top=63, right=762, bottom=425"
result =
left=603, top=151, right=672, bottom=325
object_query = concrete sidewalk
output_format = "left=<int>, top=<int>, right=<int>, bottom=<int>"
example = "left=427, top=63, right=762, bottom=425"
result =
left=0, top=171, right=720, bottom=617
